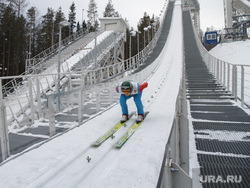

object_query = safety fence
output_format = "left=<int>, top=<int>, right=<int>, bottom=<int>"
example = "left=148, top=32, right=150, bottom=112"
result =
left=193, top=19, right=250, bottom=108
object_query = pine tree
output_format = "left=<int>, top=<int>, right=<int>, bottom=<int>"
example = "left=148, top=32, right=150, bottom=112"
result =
left=26, top=7, right=37, bottom=61
left=82, top=20, right=87, bottom=33
left=4, top=0, right=29, bottom=75
left=54, top=7, right=67, bottom=42
left=87, top=0, right=98, bottom=31
left=76, top=21, right=81, bottom=32
left=6, top=0, right=28, bottom=18
left=1, top=5, right=16, bottom=77
left=15, top=14, right=27, bottom=75
left=39, top=8, right=54, bottom=51
left=103, top=0, right=119, bottom=17
left=0, top=2, right=7, bottom=77
left=68, top=2, right=76, bottom=35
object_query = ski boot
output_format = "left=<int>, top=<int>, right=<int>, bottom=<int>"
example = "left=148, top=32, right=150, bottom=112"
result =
left=136, top=114, right=144, bottom=123
left=120, top=114, right=128, bottom=123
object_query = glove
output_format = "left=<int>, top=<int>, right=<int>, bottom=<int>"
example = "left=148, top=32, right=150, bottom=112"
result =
left=139, top=82, right=148, bottom=92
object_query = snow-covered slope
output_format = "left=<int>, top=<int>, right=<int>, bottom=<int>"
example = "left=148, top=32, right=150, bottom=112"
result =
left=0, top=2, right=183, bottom=187
left=210, top=39, right=250, bottom=65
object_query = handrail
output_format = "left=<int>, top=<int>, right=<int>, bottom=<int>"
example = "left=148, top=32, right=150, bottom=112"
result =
left=1, top=30, right=104, bottom=98
left=0, top=22, right=160, bottom=125
left=26, top=29, right=87, bottom=73
left=0, top=0, right=167, bottom=125
left=190, top=10, right=250, bottom=108
left=0, top=0, right=169, bottom=163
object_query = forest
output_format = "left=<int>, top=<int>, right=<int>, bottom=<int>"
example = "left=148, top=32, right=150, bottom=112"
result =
left=0, top=0, right=158, bottom=81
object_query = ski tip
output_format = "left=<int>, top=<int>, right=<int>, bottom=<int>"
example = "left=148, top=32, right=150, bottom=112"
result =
left=92, top=140, right=103, bottom=147
left=92, top=143, right=101, bottom=147
left=115, top=144, right=122, bottom=149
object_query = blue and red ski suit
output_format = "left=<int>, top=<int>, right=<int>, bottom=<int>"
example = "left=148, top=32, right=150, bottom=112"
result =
left=116, top=81, right=148, bottom=116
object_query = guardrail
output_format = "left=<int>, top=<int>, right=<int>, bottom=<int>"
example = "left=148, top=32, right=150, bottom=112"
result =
left=0, top=0, right=168, bottom=161
left=192, top=15, right=250, bottom=108
left=1, top=30, right=100, bottom=99
left=26, top=29, right=87, bottom=73
left=0, top=30, right=156, bottom=127
left=156, top=73, right=194, bottom=188
left=71, top=32, right=126, bottom=71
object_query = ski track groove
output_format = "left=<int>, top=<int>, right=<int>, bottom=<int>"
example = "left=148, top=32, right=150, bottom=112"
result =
left=31, top=118, right=137, bottom=187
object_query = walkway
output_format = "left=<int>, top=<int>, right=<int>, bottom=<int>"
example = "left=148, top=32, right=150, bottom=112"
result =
left=183, top=10, right=250, bottom=187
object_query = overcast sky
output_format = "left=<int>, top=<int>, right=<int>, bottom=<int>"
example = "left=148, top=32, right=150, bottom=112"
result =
left=28, top=0, right=224, bottom=31
left=199, top=0, right=224, bottom=31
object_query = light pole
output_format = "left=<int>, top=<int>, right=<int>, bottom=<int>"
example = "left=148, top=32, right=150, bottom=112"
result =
left=27, top=21, right=32, bottom=74
left=57, top=20, right=70, bottom=111
left=143, top=27, right=148, bottom=48
left=152, top=22, right=156, bottom=39
left=87, top=10, right=98, bottom=69
left=113, top=32, right=117, bottom=64
left=52, top=20, right=54, bottom=49
left=52, top=8, right=60, bottom=50
left=147, top=25, right=151, bottom=43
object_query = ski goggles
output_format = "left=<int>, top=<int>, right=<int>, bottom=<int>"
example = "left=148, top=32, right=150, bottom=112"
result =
left=122, top=89, right=131, bottom=94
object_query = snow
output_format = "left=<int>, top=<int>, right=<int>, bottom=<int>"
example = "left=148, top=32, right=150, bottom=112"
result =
left=195, top=129, right=250, bottom=142
left=209, top=39, right=250, bottom=66
left=0, top=1, right=183, bottom=187
left=0, top=0, right=249, bottom=187
left=209, top=39, right=250, bottom=107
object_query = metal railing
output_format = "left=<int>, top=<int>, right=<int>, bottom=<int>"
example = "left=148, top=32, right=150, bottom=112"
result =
left=1, top=29, right=100, bottom=98
left=199, top=45, right=250, bottom=108
left=0, top=22, right=162, bottom=161
left=0, top=32, right=122, bottom=124
left=26, top=29, right=88, bottom=73
left=192, top=16, right=250, bottom=108
left=0, top=0, right=167, bottom=161
left=71, top=32, right=125, bottom=71
left=0, top=14, right=162, bottom=124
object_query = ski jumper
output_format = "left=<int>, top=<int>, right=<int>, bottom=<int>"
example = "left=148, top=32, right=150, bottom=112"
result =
left=116, top=81, right=148, bottom=116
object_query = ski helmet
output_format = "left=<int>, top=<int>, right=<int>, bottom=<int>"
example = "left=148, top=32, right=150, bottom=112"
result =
left=121, top=81, right=132, bottom=93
